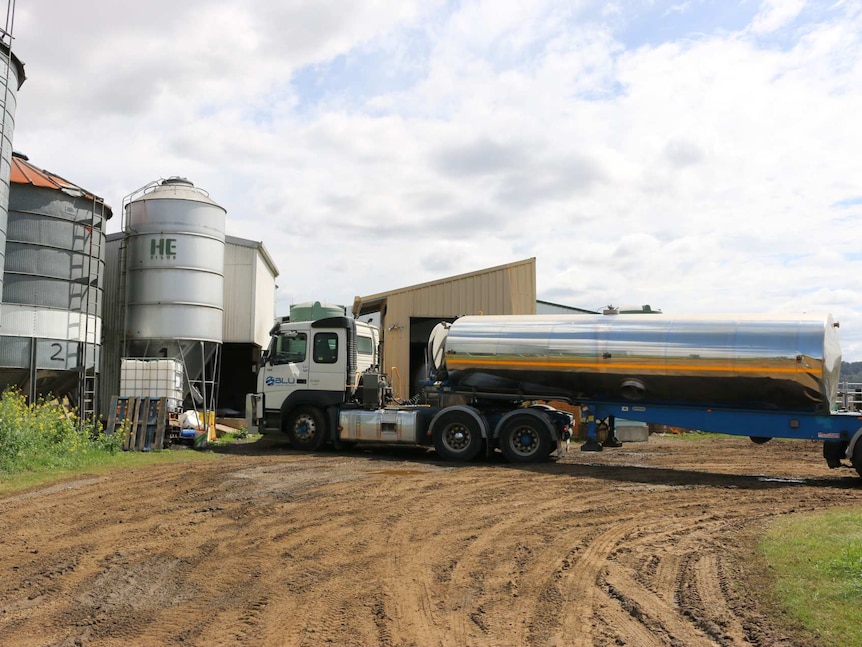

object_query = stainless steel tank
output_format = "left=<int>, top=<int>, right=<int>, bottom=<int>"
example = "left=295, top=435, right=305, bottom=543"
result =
left=122, top=177, right=226, bottom=413
left=0, top=152, right=109, bottom=403
left=124, top=177, right=226, bottom=344
left=433, top=314, right=842, bottom=412
left=0, top=42, right=25, bottom=316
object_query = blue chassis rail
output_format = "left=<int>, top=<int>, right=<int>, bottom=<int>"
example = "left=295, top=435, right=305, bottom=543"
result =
left=579, top=401, right=862, bottom=450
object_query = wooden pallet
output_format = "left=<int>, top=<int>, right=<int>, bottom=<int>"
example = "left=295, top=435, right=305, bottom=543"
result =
left=106, top=396, right=169, bottom=451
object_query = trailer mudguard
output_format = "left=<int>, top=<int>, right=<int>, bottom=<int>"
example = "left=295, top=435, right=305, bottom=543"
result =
left=495, top=407, right=559, bottom=442
left=846, top=427, right=862, bottom=461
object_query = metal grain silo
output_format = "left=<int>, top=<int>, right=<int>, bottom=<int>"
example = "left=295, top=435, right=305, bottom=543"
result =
left=121, top=178, right=226, bottom=413
left=0, top=153, right=111, bottom=417
left=0, top=39, right=25, bottom=319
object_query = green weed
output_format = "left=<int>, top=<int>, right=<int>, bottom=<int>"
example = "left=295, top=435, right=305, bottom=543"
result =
left=1, top=388, right=121, bottom=475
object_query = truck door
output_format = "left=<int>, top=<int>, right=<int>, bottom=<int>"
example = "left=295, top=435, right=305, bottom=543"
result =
left=309, top=330, right=347, bottom=392
left=262, top=330, right=310, bottom=405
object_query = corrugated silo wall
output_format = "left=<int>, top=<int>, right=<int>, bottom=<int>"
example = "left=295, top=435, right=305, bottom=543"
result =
left=99, top=234, right=124, bottom=418
left=0, top=46, right=24, bottom=318
left=2, top=185, right=105, bottom=369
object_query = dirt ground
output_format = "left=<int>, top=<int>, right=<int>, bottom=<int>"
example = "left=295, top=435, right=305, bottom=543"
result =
left=1, top=434, right=861, bottom=647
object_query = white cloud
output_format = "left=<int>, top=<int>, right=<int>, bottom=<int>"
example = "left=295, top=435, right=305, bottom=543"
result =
left=6, top=0, right=862, bottom=360
left=751, top=0, right=807, bottom=34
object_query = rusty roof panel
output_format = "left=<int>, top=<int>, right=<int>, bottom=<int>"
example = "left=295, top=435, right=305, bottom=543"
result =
left=10, top=152, right=113, bottom=217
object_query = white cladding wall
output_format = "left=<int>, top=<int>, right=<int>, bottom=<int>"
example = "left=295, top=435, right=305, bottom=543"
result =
left=253, top=253, right=276, bottom=348
left=223, top=237, right=277, bottom=347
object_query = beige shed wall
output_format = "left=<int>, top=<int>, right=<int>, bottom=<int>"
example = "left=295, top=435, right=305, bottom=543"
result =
left=355, top=258, right=536, bottom=398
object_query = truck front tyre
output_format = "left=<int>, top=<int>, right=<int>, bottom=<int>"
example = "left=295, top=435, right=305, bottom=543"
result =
left=285, top=406, right=328, bottom=451
left=499, top=414, right=552, bottom=463
left=432, top=411, right=483, bottom=462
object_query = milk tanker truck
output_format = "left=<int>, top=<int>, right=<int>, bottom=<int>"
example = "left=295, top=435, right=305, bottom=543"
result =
left=247, top=307, right=862, bottom=477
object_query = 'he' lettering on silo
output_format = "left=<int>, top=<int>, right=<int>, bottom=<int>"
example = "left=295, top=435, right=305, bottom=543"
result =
left=150, top=237, right=177, bottom=259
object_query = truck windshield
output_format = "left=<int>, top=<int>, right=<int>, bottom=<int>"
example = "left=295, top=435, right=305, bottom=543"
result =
left=272, top=332, right=307, bottom=365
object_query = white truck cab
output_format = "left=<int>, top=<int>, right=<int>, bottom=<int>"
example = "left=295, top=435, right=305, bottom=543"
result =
left=262, top=318, right=378, bottom=395
left=250, top=313, right=380, bottom=449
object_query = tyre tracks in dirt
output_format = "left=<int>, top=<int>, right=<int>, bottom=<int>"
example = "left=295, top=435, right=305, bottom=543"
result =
left=0, top=436, right=860, bottom=646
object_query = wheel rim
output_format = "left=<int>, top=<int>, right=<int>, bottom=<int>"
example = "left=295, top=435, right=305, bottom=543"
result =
left=294, top=414, right=316, bottom=441
left=442, top=423, right=472, bottom=453
left=509, top=425, right=539, bottom=456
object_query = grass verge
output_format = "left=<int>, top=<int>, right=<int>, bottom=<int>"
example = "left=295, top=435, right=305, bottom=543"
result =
left=0, top=388, right=222, bottom=496
left=0, top=448, right=219, bottom=496
left=210, top=430, right=261, bottom=447
left=759, top=508, right=862, bottom=647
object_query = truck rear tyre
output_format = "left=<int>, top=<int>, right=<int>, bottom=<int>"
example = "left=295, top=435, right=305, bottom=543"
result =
left=852, top=438, right=862, bottom=478
left=285, top=406, right=328, bottom=451
left=499, top=412, right=552, bottom=463
left=432, top=410, right=483, bottom=462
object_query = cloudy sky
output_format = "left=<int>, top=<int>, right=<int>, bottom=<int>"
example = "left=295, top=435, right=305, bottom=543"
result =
left=9, top=0, right=862, bottom=358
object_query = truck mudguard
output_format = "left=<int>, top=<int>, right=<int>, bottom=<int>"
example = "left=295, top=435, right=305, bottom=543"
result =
left=429, top=405, right=491, bottom=440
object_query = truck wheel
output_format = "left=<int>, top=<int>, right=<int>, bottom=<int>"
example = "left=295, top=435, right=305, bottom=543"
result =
left=852, top=437, right=862, bottom=478
left=285, top=406, right=328, bottom=451
left=432, top=410, right=483, bottom=462
left=499, top=413, right=552, bottom=463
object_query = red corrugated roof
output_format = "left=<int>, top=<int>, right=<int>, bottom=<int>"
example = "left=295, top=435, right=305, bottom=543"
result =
left=10, top=153, right=113, bottom=217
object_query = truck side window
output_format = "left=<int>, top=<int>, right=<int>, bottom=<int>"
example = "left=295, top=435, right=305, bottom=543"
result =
left=356, top=335, right=374, bottom=356
left=272, top=332, right=307, bottom=365
left=314, top=332, right=338, bottom=364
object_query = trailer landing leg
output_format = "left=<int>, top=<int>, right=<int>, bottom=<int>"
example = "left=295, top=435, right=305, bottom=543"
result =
left=823, top=441, right=849, bottom=469
left=580, top=438, right=603, bottom=452
left=580, top=406, right=603, bottom=451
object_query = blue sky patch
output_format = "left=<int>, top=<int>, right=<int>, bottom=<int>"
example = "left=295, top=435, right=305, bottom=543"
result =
left=291, top=28, right=433, bottom=114
left=611, top=0, right=759, bottom=50
left=832, top=196, right=862, bottom=209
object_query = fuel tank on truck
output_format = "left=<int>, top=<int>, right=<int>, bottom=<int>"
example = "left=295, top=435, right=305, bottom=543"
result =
left=429, top=314, right=842, bottom=412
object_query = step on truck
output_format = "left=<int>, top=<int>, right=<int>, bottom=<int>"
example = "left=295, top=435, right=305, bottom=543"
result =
left=247, top=305, right=862, bottom=475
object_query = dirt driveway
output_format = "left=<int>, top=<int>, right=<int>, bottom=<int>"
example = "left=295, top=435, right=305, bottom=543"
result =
left=1, top=434, right=860, bottom=646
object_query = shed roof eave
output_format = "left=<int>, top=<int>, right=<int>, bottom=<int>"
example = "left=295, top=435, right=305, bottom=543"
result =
left=355, top=257, right=535, bottom=304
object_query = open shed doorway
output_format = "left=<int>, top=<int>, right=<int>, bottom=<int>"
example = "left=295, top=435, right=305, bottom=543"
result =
left=217, top=343, right=261, bottom=416
left=408, top=317, right=456, bottom=398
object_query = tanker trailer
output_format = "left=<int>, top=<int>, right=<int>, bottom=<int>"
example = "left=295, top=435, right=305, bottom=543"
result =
left=430, top=313, right=841, bottom=413
left=428, top=312, right=862, bottom=475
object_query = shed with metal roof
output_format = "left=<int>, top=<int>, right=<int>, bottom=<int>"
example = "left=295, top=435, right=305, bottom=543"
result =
left=352, top=258, right=536, bottom=399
